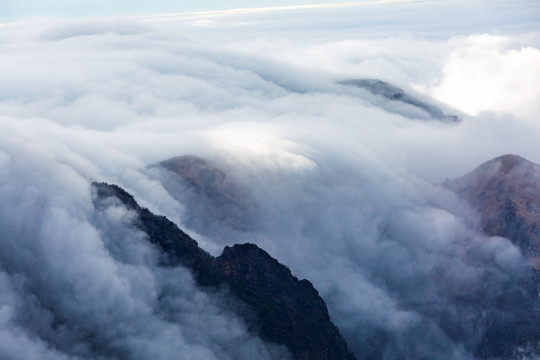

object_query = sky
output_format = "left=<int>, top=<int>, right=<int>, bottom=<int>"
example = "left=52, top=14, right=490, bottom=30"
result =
left=1, top=1, right=540, bottom=359
left=1, top=0, right=379, bottom=21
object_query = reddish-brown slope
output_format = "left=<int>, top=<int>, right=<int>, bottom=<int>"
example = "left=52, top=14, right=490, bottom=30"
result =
left=446, top=154, right=540, bottom=265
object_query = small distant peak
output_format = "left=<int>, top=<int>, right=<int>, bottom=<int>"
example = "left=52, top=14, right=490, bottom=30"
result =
left=445, top=154, right=540, bottom=195
left=339, top=77, right=459, bottom=122
left=157, top=154, right=226, bottom=186
left=465, top=154, right=538, bottom=178
left=494, top=154, right=526, bottom=162
left=159, top=154, right=223, bottom=174
left=493, top=154, right=530, bottom=174
left=161, top=154, right=209, bottom=168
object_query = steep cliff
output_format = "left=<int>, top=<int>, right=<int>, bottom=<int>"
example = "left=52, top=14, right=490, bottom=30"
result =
left=92, top=182, right=356, bottom=360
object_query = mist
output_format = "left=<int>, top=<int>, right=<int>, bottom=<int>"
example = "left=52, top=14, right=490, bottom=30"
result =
left=1, top=1, right=540, bottom=359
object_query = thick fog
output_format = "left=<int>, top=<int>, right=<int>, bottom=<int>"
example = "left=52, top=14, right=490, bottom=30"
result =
left=0, top=1, right=540, bottom=359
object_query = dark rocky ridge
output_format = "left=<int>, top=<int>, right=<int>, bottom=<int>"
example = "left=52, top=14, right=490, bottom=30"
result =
left=92, top=182, right=356, bottom=360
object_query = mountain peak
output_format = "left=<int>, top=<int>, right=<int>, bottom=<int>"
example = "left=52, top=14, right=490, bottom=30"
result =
left=152, top=154, right=255, bottom=233
left=446, top=154, right=540, bottom=261
left=447, top=154, right=539, bottom=188
left=487, top=154, right=530, bottom=174
left=159, top=155, right=227, bottom=190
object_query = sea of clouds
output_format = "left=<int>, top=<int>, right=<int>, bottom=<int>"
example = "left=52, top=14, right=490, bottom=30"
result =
left=0, top=0, right=540, bottom=359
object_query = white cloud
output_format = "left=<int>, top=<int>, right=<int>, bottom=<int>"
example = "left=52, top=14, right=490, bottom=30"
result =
left=0, top=2, right=539, bottom=358
left=427, top=34, right=540, bottom=120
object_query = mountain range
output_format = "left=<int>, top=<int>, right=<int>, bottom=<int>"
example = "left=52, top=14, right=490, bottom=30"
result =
left=91, top=153, right=540, bottom=359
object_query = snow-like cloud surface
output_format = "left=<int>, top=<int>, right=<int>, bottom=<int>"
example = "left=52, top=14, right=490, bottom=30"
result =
left=0, top=1, right=539, bottom=359
left=428, top=35, right=540, bottom=119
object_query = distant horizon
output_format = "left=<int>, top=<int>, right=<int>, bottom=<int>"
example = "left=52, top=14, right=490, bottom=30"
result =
left=0, top=0, right=399, bottom=22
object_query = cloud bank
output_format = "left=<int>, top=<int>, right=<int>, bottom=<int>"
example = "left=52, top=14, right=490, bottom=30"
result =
left=0, top=1, right=540, bottom=359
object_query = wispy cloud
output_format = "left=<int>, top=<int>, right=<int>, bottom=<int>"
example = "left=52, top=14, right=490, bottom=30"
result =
left=0, top=1, right=539, bottom=358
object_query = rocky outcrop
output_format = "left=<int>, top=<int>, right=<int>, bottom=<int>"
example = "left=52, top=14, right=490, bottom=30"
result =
left=92, top=182, right=220, bottom=285
left=446, top=154, right=540, bottom=264
left=92, top=182, right=356, bottom=360
left=445, top=154, right=540, bottom=358
left=217, top=244, right=356, bottom=360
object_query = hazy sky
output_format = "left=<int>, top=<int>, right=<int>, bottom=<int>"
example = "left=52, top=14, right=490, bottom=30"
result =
left=1, top=0, right=374, bottom=21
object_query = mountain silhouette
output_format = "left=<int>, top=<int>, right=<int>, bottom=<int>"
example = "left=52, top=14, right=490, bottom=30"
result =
left=92, top=182, right=356, bottom=360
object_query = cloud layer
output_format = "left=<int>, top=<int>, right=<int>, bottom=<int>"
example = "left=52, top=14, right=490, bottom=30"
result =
left=0, top=1, right=540, bottom=359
